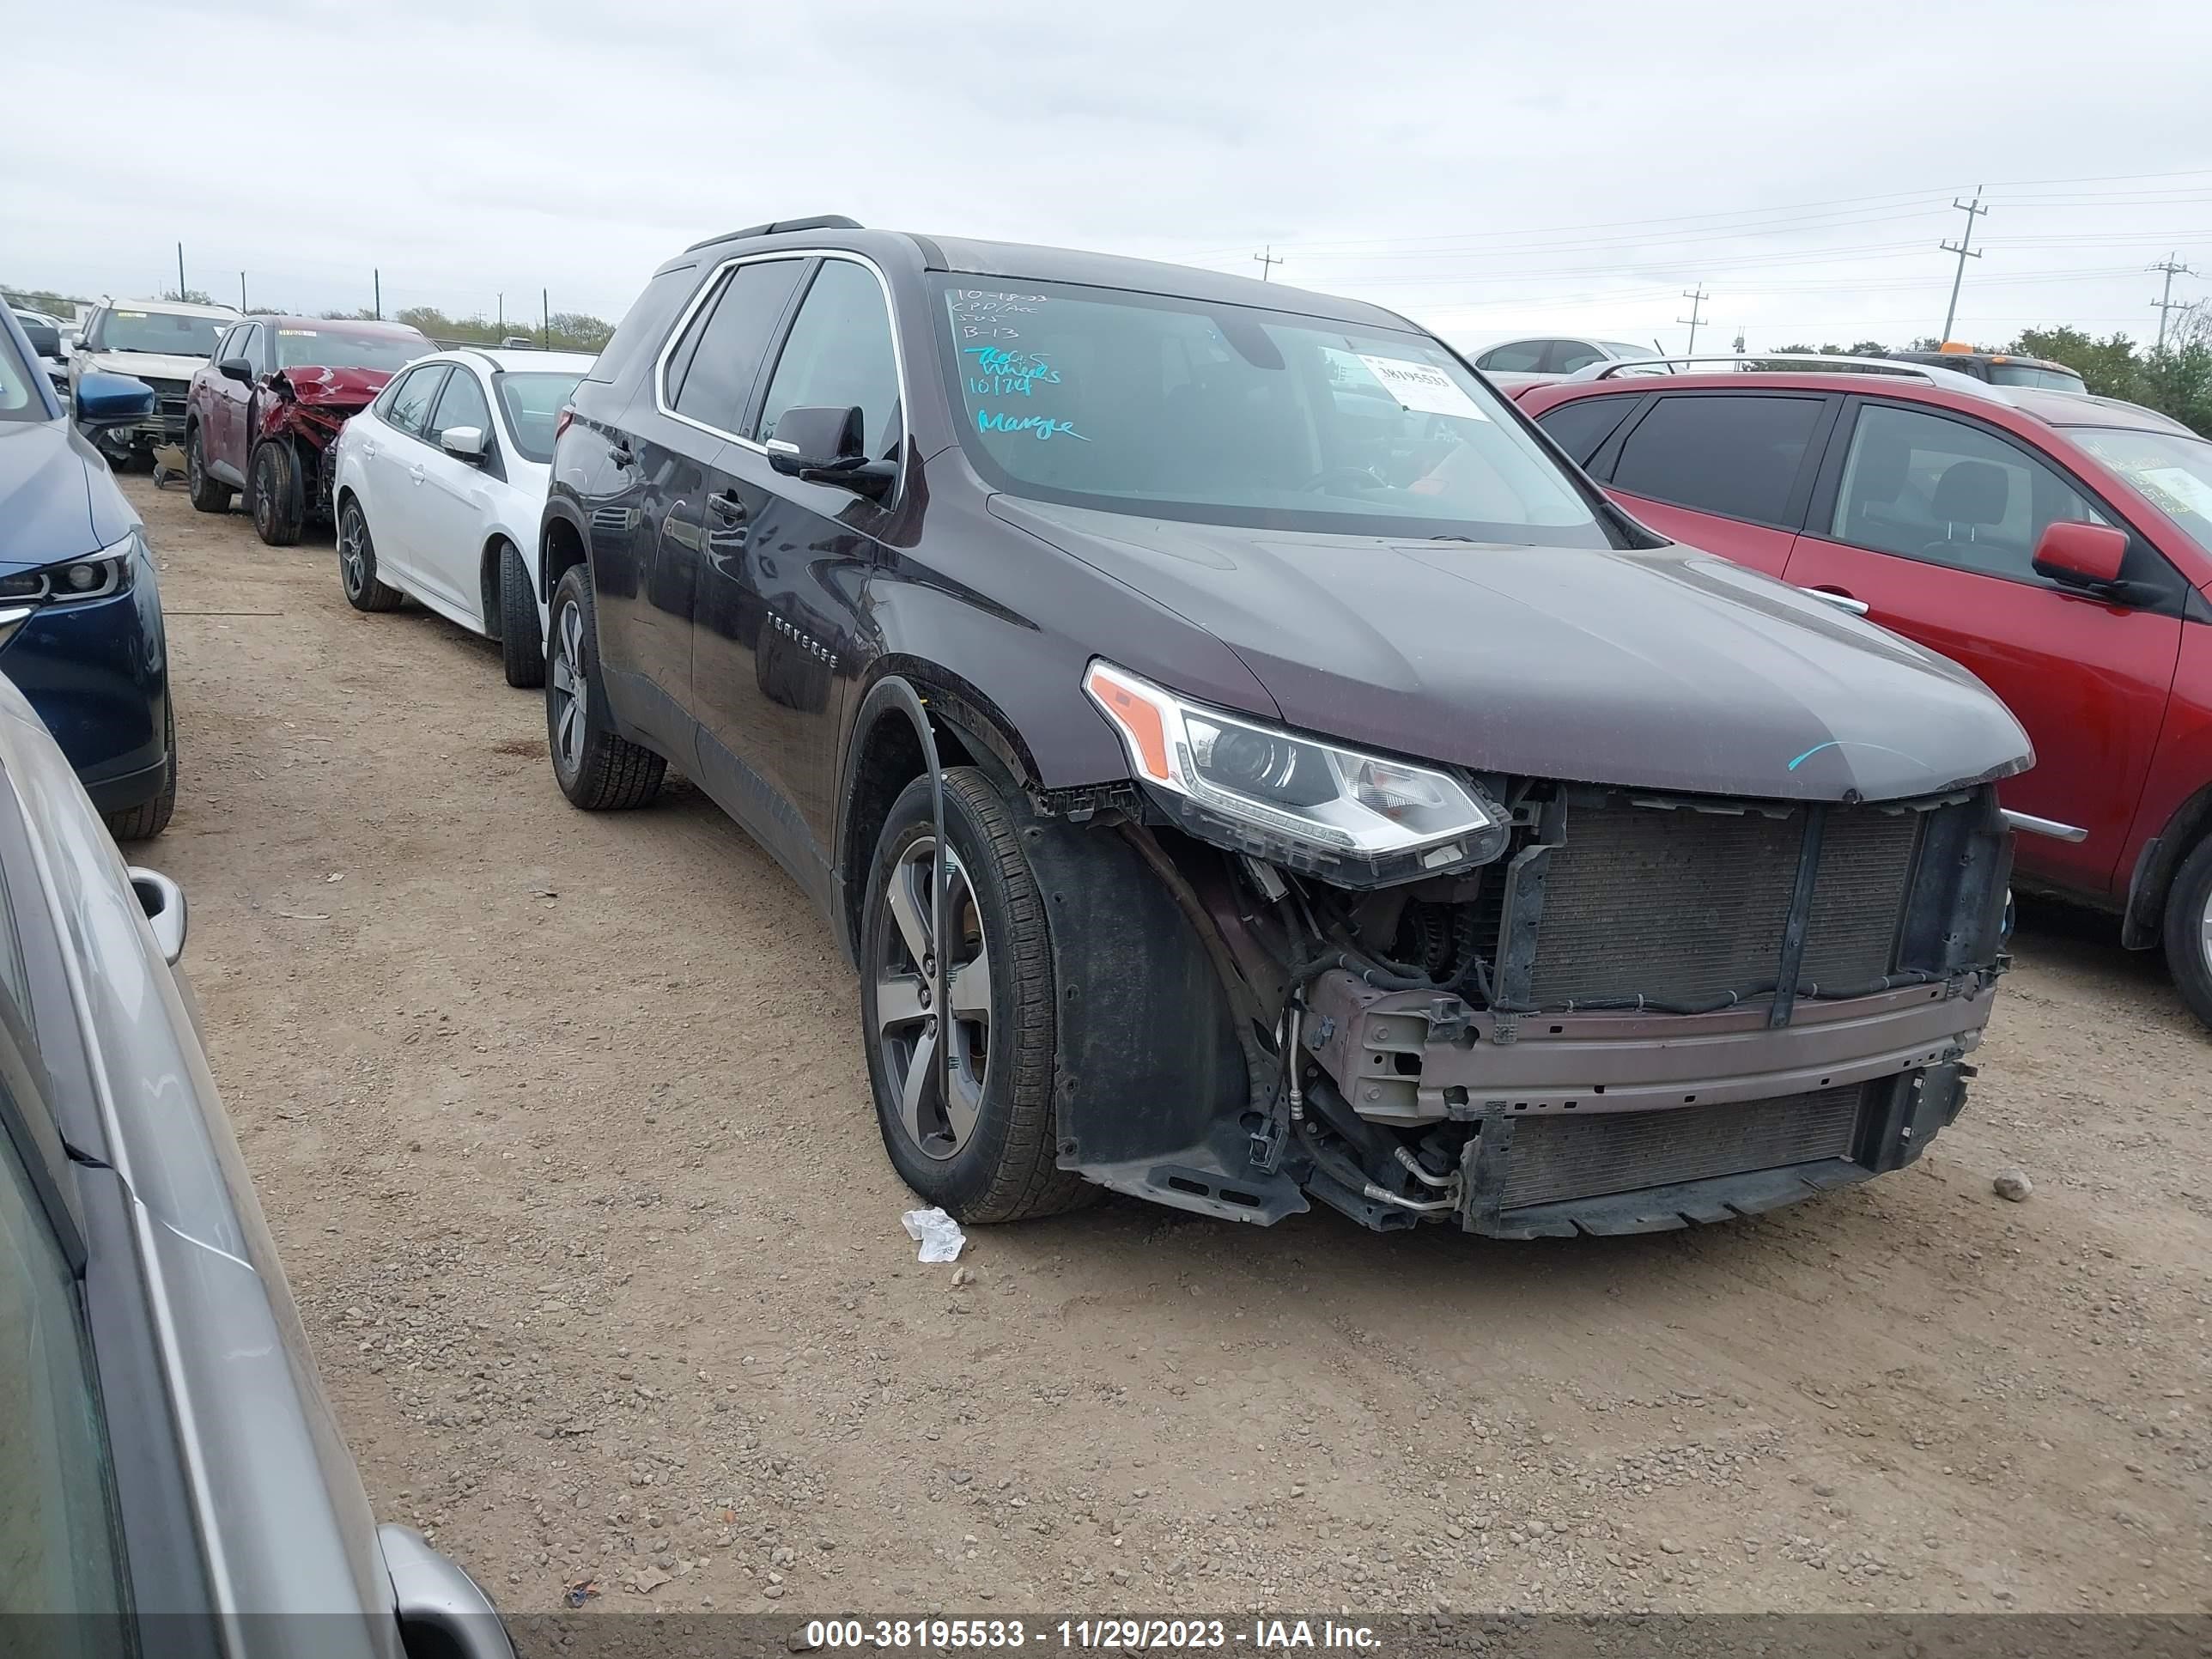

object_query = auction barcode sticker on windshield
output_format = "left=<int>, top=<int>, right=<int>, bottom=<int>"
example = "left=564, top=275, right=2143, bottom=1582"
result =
left=1356, top=354, right=1490, bottom=421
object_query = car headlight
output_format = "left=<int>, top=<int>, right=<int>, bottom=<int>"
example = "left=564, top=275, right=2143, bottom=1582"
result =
left=0, top=533, right=140, bottom=609
left=1083, top=659, right=1507, bottom=887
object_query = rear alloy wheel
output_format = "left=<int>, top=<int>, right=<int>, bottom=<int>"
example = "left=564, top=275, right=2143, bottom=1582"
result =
left=185, top=426, right=232, bottom=514
left=545, top=564, right=664, bottom=810
left=250, top=439, right=305, bottom=546
left=497, top=542, right=545, bottom=689
left=860, top=767, right=1091, bottom=1222
left=2163, top=836, right=2212, bottom=1033
left=337, top=500, right=402, bottom=611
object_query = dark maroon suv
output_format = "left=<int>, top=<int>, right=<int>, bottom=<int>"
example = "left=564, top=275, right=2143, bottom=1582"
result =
left=533, top=216, right=2033, bottom=1240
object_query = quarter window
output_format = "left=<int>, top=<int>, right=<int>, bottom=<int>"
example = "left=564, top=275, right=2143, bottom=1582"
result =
left=1535, top=396, right=1638, bottom=468
left=1612, top=393, right=1826, bottom=527
left=384, top=365, right=447, bottom=437
left=1829, top=403, right=2104, bottom=581
left=757, top=260, right=902, bottom=458
left=668, top=258, right=810, bottom=436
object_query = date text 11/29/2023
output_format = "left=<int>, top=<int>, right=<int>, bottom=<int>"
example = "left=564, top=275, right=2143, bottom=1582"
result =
left=799, top=1619, right=1382, bottom=1650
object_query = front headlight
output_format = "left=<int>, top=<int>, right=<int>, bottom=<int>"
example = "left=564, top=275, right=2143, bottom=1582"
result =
left=0, top=532, right=140, bottom=610
left=1084, top=659, right=1507, bottom=887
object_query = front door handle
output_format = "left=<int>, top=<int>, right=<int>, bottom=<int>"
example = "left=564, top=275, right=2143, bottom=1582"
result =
left=1801, top=585, right=1869, bottom=617
left=611, top=439, right=638, bottom=471
left=410, top=464, right=426, bottom=485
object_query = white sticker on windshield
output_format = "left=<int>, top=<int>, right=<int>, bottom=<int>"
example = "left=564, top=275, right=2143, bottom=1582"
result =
left=1355, top=355, right=1489, bottom=421
left=2138, top=465, right=2212, bottom=521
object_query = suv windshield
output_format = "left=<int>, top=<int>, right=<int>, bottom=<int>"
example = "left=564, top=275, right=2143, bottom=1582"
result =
left=2071, top=426, right=2212, bottom=557
left=85, top=307, right=224, bottom=358
left=1989, top=364, right=2087, bottom=392
left=271, top=327, right=428, bottom=373
left=935, top=278, right=1607, bottom=544
left=495, top=370, right=585, bottom=463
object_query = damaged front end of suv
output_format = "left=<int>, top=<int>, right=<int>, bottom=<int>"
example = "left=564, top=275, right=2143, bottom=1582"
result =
left=1062, top=653, right=2016, bottom=1236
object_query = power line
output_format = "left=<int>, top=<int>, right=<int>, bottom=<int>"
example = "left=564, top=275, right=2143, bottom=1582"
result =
left=1939, top=186, right=1989, bottom=342
left=2149, top=252, right=2199, bottom=350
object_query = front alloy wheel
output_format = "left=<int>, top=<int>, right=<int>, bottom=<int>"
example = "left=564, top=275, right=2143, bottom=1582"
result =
left=872, top=836, right=993, bottom=1159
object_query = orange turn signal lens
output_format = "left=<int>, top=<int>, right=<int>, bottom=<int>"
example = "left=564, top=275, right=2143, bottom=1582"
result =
left=1084, top=663, right=1174, bottom=782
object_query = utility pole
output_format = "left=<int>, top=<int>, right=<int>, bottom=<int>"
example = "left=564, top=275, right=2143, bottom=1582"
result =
left=176, top=242, right=186, bottom=301
left=239, top=271, right=246, bottom=312
left=374, top=269, right=381, bottom=320
left=1678, top=286, right=1710, bottom=356
left=497, top=291, right=504, bottom=331
left=2149, top=253, right=2198, bottom=352
left=1253, top=246, right=1285, bottom=283
left=1939, top=186, right=1988, bottom=343
left=542, top=289, right=550, bottom=349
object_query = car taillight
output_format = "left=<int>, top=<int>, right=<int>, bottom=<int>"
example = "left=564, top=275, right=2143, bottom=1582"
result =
left=555, top=407, right=574, bottom=441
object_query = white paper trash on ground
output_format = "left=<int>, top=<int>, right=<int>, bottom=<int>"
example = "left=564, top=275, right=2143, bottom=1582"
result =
left=901, top=1206, right=967, bottom=1263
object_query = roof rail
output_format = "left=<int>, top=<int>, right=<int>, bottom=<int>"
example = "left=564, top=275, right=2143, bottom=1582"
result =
left=1571, top=353, right=2009, bottom=402
left=684, top=215, right=862, bottom=252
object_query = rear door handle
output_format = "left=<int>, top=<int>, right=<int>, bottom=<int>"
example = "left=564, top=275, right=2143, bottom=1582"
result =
left=410, top=464, right=426, bottom=485
left=707, top=491, right=746, bottom=521
left=611, top=439, right=638, bottom=470
left=1800, top=586, right=1869, bottom=616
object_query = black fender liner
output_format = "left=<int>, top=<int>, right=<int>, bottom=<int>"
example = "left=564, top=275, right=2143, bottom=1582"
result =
left=1014, top=806, right=1305, bottom=1225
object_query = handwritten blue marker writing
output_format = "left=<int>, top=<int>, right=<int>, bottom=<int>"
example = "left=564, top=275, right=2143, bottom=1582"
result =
left=963, top=346, right=1060, bottom=383
left=978, top=410, right=1088, bottom=441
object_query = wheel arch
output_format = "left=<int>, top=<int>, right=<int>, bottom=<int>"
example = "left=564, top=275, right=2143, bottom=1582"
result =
left=538, top=502, right=589, bottom=605
left=832, top=662, right=1048, bottom=965
left=478, top=533, right=515, bottom=641
left=2124, top=776, right=2212, bottom=948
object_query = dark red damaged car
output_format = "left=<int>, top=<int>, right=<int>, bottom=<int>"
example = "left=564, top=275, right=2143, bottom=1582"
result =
left=184, top=316, right=433, bottom=544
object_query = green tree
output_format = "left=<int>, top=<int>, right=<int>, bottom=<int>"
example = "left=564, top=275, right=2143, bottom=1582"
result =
left=2006, top=325, right=2140, bottom=398
left=161, top=288, right=216, bottom=305
left=3, top=286, right=91, bottom=318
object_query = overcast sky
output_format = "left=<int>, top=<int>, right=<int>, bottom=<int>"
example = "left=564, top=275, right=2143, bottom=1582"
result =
left=6, top=0, right=2209, bottom=354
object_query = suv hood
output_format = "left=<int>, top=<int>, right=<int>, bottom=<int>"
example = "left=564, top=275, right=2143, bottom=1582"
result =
left=0, top=420, right=107, bottom=569
left=991, top=499, right=2032, bottom=803
left=77, top=349, right=205, bottom=384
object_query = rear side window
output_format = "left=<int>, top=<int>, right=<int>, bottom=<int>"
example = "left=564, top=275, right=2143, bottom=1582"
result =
left=1479, top=341, right=1547, bottom=373
left=384, top=365, right=447, bottom=437
left=586, top=263, right=701, bottom=390
left=1535, top=396, right=1638, bottom=468
left=667, top=258, right=810, bottom=435
left=757, top=259, right=902, bottom=458
left=1550, top=341, right=1610, bottom=374
left=1612, top=394, right=1826, bottom=527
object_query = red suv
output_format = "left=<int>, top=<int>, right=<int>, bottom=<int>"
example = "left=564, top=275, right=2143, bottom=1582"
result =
left=183, top=314, right=432, bottom=545
left=1515, top=363, right=2212, bottom=1029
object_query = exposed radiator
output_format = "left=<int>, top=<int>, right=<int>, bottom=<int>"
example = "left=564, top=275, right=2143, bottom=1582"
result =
left=1497, top=1085, right=1868, bottom=1211
left=1527, top=798, right=1920, bottom=1006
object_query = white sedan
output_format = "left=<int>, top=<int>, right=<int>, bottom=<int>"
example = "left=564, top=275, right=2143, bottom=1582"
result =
left=329, top=348, right=593, bottom=686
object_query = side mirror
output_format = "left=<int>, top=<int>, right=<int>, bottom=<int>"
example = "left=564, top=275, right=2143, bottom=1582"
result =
left=128, top=866, right=188, bottom=966
left=21, top=321, right=60, bottom=359
left=765, top=404, right=896, bottom=501
left=2032, top=520, right=2128, bottom=591
left=74, top=371, right=155, bottom=428
left=440, top=424, right=487, bottom=463
left=217, top=356, right=256, bottom=384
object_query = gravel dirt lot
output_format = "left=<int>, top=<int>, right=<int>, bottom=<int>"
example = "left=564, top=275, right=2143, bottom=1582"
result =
left=129, top=471, right=2209, bottom=1620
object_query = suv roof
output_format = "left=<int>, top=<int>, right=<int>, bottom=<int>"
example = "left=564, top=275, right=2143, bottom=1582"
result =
left=671, top=219, right=1416, bottom=333
left=100, top=295, right=238, bottom=319
left=236, top=313, right=430, bottom=338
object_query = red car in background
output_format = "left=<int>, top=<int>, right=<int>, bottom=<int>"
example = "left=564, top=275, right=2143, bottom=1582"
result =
left=183, top=315, right=431, bottom=545
left=1514, top=361, right=2212, bottom=1030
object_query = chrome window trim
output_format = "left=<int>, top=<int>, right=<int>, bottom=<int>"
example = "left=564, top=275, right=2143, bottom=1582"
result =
left=651, top=247, right=910, bottom=500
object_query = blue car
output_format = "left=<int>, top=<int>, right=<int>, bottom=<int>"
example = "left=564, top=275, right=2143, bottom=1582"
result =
left=0, top=307, right=176, bottom=839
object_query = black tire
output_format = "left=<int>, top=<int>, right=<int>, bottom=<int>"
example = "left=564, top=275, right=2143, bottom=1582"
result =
left=860, top=767, right=1094, bottom=1223
left=337, top=498, right=402, bottom=612
left=250, top=440, right=305, bottom=546
left=185, top=425, right=232, bottom=514
left=104, top=703, right=177, bottom=843
left=545, top=564, right=664, bottom=810
left=2163, top=836, right=2212, bottom=1034
left=498, top=542, right=546, bottom=689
